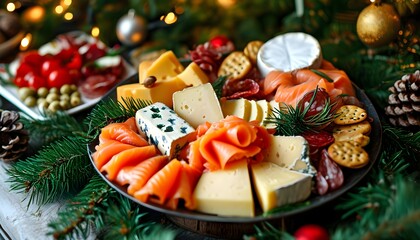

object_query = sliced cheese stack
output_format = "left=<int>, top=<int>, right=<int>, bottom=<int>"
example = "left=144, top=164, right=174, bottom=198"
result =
left=118, top=50, right=209, bottom=108
left=250, top=161, right=312, bottom=212
left=264, top=135, right=315, bottom=175
left=193, top=159, right=255, bottom=217
left=257, top=32, right=323, bottom=77
left=135, top=102, right=196, bottom=159
left=220, top=98, right=273, bottom=127
left=173, top=83, right=224, bottom=128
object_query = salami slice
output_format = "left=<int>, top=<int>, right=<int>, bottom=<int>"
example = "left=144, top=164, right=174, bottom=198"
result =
left=318, top=149, right=344, bottom=192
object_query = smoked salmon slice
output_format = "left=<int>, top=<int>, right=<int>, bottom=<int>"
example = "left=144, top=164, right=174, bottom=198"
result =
left=263, top=61, right=355, bottom=107
left=134, top=159, right=183, bottom=205
left=116, top=155, right=169, bottom=195
left=92, top=139, right=137, bottom=169
left=100, top=145, right=157, bottom=181
left=99, top=122, right=149, bottom=147
left=188, top=116, right=270, bottom=171
left=165, top=161, right=201, bottom=210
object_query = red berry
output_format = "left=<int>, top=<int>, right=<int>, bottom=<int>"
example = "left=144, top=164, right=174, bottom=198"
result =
left=294, top=224, right=329, bottom=240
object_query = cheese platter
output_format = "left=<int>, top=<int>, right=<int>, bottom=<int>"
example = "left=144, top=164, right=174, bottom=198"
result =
left=88, top=73, right=382, bottom=223
left=0, top=31, right=136, bottom=120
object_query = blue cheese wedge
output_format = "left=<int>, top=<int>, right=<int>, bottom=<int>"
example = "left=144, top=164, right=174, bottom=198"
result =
left=264, top=135, right=315, bottom=176
left=250, top=161, right=312, bottom=212
left=136, top=102, right=196, bottom=159
left=257, top=32, right=323, bottom=77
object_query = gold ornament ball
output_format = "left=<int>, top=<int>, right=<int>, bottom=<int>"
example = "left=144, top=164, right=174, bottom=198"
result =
left=356, top=3, right=401, bottom=48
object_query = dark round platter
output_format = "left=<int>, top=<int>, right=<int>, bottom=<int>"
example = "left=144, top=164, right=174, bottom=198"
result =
left=88, top=74, right=382, bottom=223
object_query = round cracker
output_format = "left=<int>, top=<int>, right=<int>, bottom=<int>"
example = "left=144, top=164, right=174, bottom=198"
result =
left=328, top=141, right=369, bottom=168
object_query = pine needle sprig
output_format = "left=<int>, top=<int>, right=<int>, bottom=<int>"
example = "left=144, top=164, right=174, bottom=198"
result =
left=383, top=125, right=420, bottom=162
left=333, top=174, right=420, bottom=240
left=84, top=97, right=151, bottom=138
left=20, top=111, right=87, bottom=145
left=7, top=136, right=93, bottom=206
left=100, top=195, right=178, bottom=240
left=48, top=175, right=115, bottom=240
left=212, top=75, right=228, bottom=99
left=265, top=88, right=338, bottom=136
left=244, top=222, right=294, bottom=240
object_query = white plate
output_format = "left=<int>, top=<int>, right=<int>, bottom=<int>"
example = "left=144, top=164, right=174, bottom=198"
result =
left=0, top=32, right=136, bottom=119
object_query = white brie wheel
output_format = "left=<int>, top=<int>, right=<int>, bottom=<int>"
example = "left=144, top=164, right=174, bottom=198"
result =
left=257, top=32, right=323, bottom=77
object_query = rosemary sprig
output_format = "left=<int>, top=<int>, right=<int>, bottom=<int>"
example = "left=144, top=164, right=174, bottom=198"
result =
left=264, top=87, right=338, bottom=136
left=212, top=75, right=228, bottom=99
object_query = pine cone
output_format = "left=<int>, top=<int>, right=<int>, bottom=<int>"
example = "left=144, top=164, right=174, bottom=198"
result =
left=385, top=70, right=420, bottom=128
left=0, top=110, right=29, bottom=162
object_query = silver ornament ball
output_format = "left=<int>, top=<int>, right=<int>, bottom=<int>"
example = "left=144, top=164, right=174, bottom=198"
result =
left=116, top=9, right=147, bottom=46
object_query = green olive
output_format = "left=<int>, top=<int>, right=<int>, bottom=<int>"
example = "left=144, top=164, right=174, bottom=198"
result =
left=46, top=92, right=60, bottom=103
left=48, top=101, right=61, bottom=112
left=49, top=87, right=59, bottom=94
left=60, top=84, right=72, bottom=95
left=71, top=91, right=81, bottom=99
left=70, top=84, right=77, bottom=92
left=38, top=100, right=49, bottom=110
left=37, top=97, right=46, bottom=105
left=70, top=96, right=81, bottom=107
left=37, top=87, right=49, bottom=98
left=60, top=94, right=70, bottom=102
left=23, top=96, right=37, bottom=107
left=60, top=99, right=71, bottom=109
left=18, top=87, right=36, bottom=101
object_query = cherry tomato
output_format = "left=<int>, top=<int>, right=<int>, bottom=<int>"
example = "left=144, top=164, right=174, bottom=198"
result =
left=25, top=72, right=47, bottom=90
left=48, top=69, right=74, bottom=88
left=15, top=63, right=35, bottom=78
left=41, top=59, right=62, bottom=77
left=66, top=51, right=82, bottom=69
left=13, top=76, right=28, bottom=88
left=21, top=51, right=45, bottom=66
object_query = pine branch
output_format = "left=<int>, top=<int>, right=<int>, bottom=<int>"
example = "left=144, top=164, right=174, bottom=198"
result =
left=84, top=97, right=151, bottom=138
left=333, top=175, right=420, bottom=240
left=6, top=136, right=93, bottom=206
left=382, top=125, right=420, bottom=163
left=48, top=175, right=115, bottom=240
left=99, top=195, right=177, bottom=240
left=244, top=222, right=294, bottom=240
left=20, top=111, right=88, bottom=145
left=212, top=75, right=228, bottom=99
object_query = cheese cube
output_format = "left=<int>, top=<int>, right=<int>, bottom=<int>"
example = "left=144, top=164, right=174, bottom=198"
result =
left=176, top=62, right=209, bottom=86
left=193, top=159, right=254, bottom=217
left=173, top=83, right=224, bottom=128
left=250, top=161, right=312, bottom=212
left=264, top=135, right=315, bottom=175
left=140, top=51, right=184, bottom=84
left=117, top=78, right=188, bottom=108
left=221, top=98, right=252, bottom=120
left=135, top=102, right=196, bottom=159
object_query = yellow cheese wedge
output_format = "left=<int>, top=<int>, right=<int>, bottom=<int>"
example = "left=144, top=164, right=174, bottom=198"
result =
left=117, top=78, right=188, bottom=108
left=250, top=161, right=312, bottom=212
left=138, top=60, right=154, bottom=83
left=221, top=98, right=252, bottom=120
left=193, top=159, right=255, bottom=217
left=140, top=50, right=184, bottom=84
left=173, top=83, right=224, bottom=128
left=176, top=62, right=209, bottom=86
left=249, top=100, right=263, bottom=123
left=256, top=99, right=272, bottom=126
